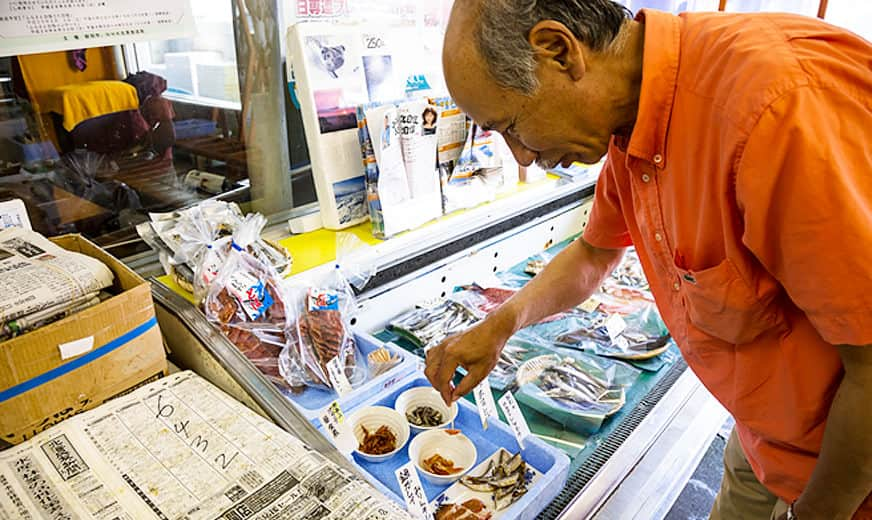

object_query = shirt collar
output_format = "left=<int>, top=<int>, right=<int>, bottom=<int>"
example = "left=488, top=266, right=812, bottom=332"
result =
left=625, top=9, right=682, bottom=169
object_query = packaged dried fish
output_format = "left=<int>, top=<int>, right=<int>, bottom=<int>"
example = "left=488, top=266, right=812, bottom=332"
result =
left=203, top=217, right=298, bottom=392
left=283, top=234, right=374, bottom=391
left=137, top=201, right=292, bottom=302
left=514, top=353, right=640, bottom=435
left=389, top=299, right=480, bottom=349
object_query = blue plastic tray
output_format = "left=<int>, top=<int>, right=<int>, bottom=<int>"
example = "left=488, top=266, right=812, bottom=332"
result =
left=279, top=332, right=417, bottom=423
left=334, top=376, right=571, bottom=520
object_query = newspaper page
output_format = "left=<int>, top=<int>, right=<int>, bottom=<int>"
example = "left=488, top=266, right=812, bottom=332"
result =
left=0, top=227, right=113, bottom=323
left=0, top=371, right=410, bottom=520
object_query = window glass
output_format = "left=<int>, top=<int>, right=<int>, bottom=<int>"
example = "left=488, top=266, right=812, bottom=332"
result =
left=825, top=0, right=872, bottom=42
left=723, top=0, right=819, bottom=16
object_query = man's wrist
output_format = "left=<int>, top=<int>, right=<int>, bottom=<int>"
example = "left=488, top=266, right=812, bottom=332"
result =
left=489, top=301, right=523, bottom=341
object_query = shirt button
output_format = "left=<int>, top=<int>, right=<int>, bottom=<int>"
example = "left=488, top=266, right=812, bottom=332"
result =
left=655, top=232, right=663, bottom=242
left=673, top=281, right=680, bottom=291
left=653, top=154, right=663, bottom=164
left=642, top=174, right=651, bottom=183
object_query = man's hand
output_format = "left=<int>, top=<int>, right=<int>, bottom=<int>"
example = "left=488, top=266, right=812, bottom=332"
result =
left=424, top=311, right=515, bottom=404
left=424, top=237, right=624, bottom=404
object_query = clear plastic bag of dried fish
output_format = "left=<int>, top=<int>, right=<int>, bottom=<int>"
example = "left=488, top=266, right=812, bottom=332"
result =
left=517, top=303, right=670, bottom=360
left=280, top=233, right=379, bottom=392
left=514, top=352, right=640, bottom=435
left=389, top=299, right=480, bottom=350
left=203, top=216, right=296, bottom=392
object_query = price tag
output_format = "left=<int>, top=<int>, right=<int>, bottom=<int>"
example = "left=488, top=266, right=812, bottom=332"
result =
left=318, top=401, right=356, bottom=455
left=474, top=379, right=498, bottom=430
left=498, top=392, right=531, bottom=449
left=395, top=461, right=432, bottom=519
left=613, top=336, right=631, bottom=352
left=578, top=296, right=601, bottom=313
left=605, top=314, right=628, bottom=342
left=0, top=199, right=31, bottom=230
left=327, top=356, right=353, bottom=397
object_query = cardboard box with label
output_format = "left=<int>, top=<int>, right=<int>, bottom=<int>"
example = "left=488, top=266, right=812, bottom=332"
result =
left=0, top=234, right=167, bottom=445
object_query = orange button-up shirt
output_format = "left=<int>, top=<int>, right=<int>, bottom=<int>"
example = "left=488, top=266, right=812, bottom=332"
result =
left=583, top=9, right=872, bottom=512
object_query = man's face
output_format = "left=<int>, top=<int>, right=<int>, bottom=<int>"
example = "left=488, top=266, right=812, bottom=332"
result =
left=443, top=17, right=616, bottom=168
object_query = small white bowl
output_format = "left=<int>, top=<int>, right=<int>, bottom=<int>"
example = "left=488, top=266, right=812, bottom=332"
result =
left=395, top=387, right=459, bottom=433
left=348, top=406, right=410, bottom=463
left=408, top=429, right=477, bottom=486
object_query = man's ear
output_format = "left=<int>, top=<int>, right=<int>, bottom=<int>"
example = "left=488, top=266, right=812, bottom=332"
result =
left=529, top=20, right=586, bottom=80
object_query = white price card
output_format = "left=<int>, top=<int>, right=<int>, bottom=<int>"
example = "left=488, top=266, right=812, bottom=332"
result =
left=327, top=356, right=353, bottom=397
left=605, top=314, right=628, bottom=342
left=474, top=378, right=498, bottom=430
left=318, top=401, right=357, bottom=455
left=0, top=199, right=31, bottom=231
left=498, top=392, right=532, bottom=450
left=395, top=461, right=433, bottom=520
left=578, top=295, right=601, bottom=313
left=613, top=336, right=631, bottom=352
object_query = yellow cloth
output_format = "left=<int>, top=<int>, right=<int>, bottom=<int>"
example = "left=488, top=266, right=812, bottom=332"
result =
left=42, top=81, right=139, bottom=131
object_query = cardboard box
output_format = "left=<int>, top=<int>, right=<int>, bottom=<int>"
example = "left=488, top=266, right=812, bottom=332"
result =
left=0, top=234, right=167, bottom=445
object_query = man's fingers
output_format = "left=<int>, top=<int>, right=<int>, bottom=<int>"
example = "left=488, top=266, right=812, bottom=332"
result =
left=433, top=352, right=459, bottom=405
left=452, top=366, right=486, bottom=401
left=423, top=347, right=440, bottom=387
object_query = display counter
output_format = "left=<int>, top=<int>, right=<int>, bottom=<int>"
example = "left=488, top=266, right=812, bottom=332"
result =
left=150, top=173, right=725, bottom=519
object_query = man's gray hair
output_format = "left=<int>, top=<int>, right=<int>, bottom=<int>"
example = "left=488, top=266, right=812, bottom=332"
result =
left=475, top=0, right=632, bottom=94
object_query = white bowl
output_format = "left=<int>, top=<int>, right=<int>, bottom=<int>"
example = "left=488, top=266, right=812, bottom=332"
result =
left=395, top=386, right=459, bottom=433
left=348, top=406, right=410, bottom=463
left=408, top=429, right=477, bottom=486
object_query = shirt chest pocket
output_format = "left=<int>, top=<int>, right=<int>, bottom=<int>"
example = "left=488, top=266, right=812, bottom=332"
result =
left=677, top=258, right=780, bottom=344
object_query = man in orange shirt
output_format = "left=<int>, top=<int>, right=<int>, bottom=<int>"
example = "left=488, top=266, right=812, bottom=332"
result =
left=425, top=1, right=872, bottom=519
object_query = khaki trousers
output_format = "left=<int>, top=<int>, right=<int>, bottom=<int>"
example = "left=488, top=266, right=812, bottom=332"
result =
left=710, top=429, right=790, bottom=520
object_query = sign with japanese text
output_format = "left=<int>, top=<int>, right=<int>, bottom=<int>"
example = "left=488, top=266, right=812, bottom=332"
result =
left=473, top=378, right=498, bottom=430
left=318, top=401, right=356, bottom=455
left=0, top=0, right=194, bottom=58
left=498, top=392, right=531, bottom=450
left=395, top=461, right=432, bottom=519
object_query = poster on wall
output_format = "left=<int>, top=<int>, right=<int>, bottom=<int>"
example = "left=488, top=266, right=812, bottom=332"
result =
left=0, top=0, right=195, bottom=58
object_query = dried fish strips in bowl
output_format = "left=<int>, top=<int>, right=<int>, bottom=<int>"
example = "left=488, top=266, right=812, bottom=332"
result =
left=409, top=429, right=476, bottom=485
left=514, top=353, right=640, bottom=435
left=460, top=450, right=530, bottom=511
left=423, top=453, right=464, bottom=475
left=349, top=406, right=409, bottom=462
left=360, top=425, right=397, bottom=455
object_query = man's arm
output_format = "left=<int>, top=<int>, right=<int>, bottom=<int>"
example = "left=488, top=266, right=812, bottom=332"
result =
left=790, top=345, right=872, bottom=519
left=424, top=237, right=624, bottom=404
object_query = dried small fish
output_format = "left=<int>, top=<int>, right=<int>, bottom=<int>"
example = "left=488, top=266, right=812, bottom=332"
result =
left=406, top=406, right=444, bottom=427
left=390, top=300, right=479, bottom=349
left=536, top=358, right=624, bottom=415
left=460, top=450, right=529, bottom=511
